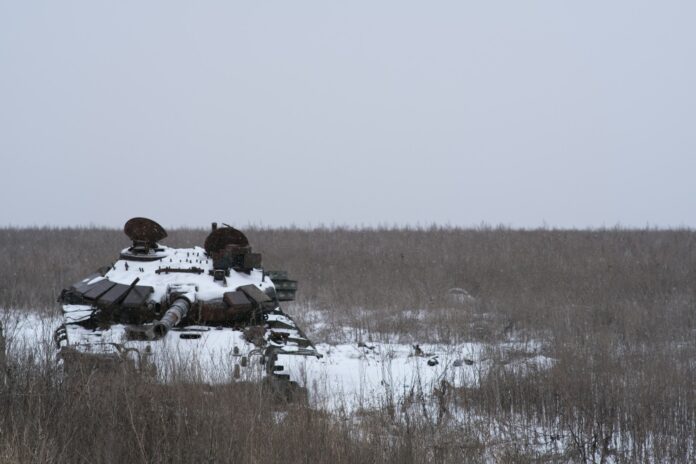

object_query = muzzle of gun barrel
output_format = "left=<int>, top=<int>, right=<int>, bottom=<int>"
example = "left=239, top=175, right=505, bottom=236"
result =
left=153, top=297, right=191, bottom=338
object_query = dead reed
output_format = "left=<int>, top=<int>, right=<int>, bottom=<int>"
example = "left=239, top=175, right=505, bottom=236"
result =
left=0, top=226, right=694, bottom=462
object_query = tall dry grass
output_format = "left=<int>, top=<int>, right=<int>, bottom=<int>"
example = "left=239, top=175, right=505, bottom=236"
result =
left=0, top=226, right=695, bottom=462
left=0, top=342, right=489, bottom=464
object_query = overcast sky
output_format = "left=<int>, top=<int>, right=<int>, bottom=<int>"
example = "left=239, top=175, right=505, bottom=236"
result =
left=0, top=1, right=694, bottom=229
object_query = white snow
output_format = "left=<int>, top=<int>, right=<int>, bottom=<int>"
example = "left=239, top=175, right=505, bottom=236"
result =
left=1, top=309, right=552, bottom=414
left=277, top=341, right=486, bottom=411
left=104, top=246, right=273, bottom=302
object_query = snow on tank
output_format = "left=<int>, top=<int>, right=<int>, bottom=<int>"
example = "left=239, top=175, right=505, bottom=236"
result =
left=55, top=218, right=320, bottom=388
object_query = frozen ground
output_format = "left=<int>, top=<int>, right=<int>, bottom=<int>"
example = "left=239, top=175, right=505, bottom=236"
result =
left=5, top=308, right=631, bottom=460
left=0, top=308, right=552, bottom=410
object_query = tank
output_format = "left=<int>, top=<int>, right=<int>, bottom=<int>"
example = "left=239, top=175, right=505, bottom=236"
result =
left=54, top=218, right=319, bottom=390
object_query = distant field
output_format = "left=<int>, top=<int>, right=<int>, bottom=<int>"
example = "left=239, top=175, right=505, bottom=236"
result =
left=1, top=226, right=695, bottom=462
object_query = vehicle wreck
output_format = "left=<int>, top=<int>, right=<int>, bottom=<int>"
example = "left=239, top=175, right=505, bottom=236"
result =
left=55, top=217, right=320, bottom=390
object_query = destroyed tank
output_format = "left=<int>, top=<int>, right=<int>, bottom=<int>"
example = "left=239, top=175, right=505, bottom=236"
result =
left=54, top=218, right=319, bottom=389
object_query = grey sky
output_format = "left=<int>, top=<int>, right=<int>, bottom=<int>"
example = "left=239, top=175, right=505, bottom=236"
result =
left=1, top=1, right=694, bottom=228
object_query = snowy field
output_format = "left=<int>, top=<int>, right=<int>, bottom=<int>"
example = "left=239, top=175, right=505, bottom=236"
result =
left=10, top=307, right=690, bottom=462
left=3, top=308, right=692, bottom=462
left=0, top=309, right=552, bottom=411
left=1, top=308, right=579, bottom=461
left=2, top=228, right=694, bottom=462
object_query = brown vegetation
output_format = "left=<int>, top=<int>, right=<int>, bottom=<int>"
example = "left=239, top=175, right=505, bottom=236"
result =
left=1, top=226, right=695, bottom=462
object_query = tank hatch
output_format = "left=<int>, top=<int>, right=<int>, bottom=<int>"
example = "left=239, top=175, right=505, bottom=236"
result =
left=204, top=224, right=249, bottom=253
left=121, top=217, right=168, bottom=261
left=204, top=223, right=261, bottom=272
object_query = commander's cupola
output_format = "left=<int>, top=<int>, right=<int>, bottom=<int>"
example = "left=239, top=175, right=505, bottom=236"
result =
left=204, top=222, right=261, bottom=275
left=120, top=217, right=169, bottom=261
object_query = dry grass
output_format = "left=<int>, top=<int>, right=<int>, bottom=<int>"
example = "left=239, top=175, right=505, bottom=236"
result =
left=1, top=226, right=695, bottom=462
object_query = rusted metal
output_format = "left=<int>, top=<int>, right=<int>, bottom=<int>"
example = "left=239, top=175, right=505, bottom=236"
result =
left=209, top=245, right=253, bottom=271
left=242, top=253, right=262, bottom=270
left=196, top=302, right=227, bottom=322
left=223, top=291, right=253, bottom=311
left=155, top=267, right=204, bottom=275
left=238, top=284, right=272, bottom=305
left=237, top=285, right=275, bottom=309
left=203, top=224, right=261, bottom=271
left=204, top=226, right=249, bottom=254
left=124, top=217, right=167, bottom=246
left=197, top=300, right=253, bottom=323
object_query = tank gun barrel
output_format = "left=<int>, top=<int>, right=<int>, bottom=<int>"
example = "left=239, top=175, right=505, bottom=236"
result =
left=153, top=295, right=193, bottom=338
